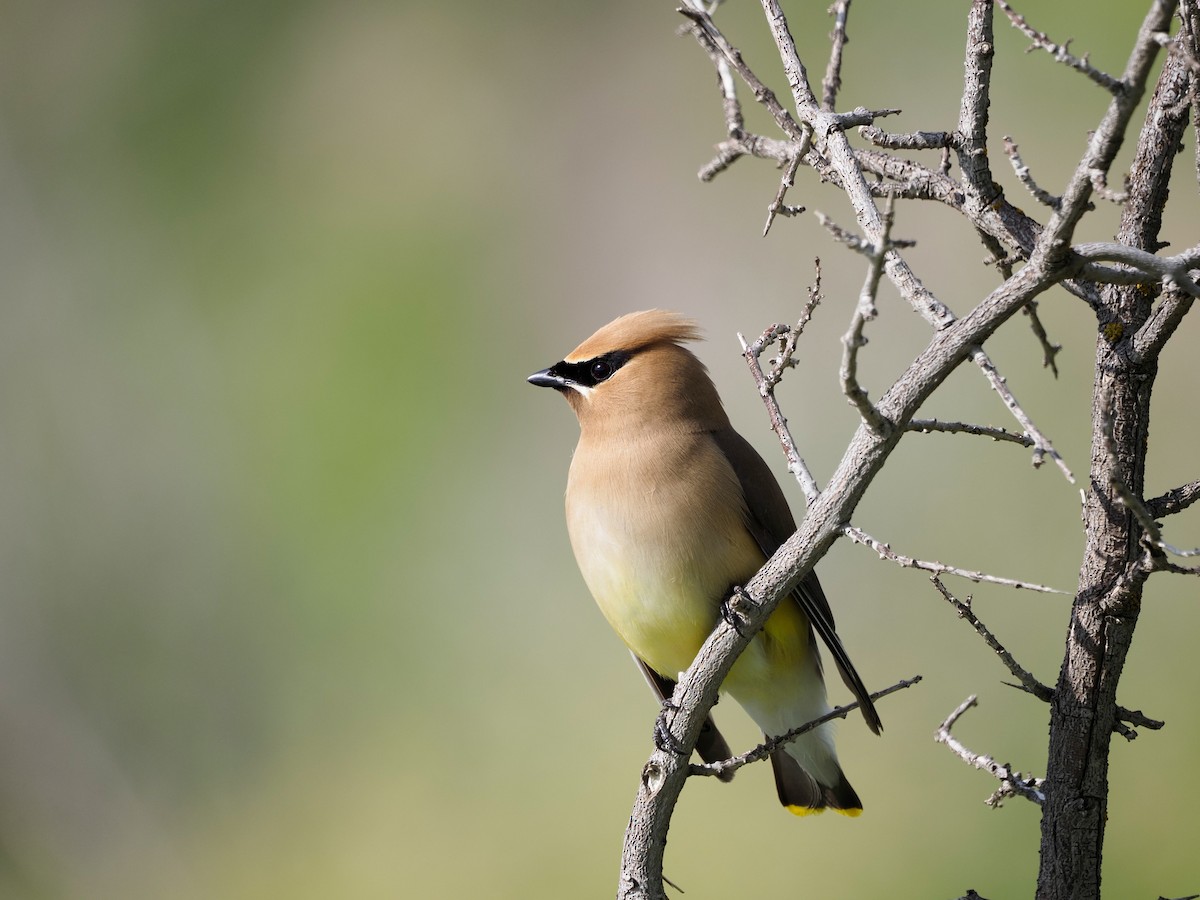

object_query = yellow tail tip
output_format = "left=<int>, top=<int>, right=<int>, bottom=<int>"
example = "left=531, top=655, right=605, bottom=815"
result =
left=785, top=805, right=862, bottom=817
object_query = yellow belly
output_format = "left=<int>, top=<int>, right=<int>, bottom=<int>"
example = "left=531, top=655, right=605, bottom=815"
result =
left=567, top=489, right=809, bottom=687
left=564, top=429, right=811, bottom=689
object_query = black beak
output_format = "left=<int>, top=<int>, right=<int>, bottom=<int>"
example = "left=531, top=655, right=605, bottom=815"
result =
left=528, top=367, right=569, bottom=390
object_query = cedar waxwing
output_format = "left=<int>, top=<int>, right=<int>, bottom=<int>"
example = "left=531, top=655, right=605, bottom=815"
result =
left=529, top=310, right=881, bottom=815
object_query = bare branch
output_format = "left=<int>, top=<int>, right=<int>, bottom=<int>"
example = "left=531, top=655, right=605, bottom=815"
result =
left=690, top=675, right=922, bottom=780
left=1129, top=283, right=1195, bottom=363
left=624, top=3, right=1183, bottom=896
left=840, top=198, right=894, bottom=432
left=680, top=6, right=807, bottom=142
left=823, top=105, right=903, bottom=133
left=1023, top=300, right=1063, bottom=376
left=935, top=696, right=1046, bottom=806
left=844, top=525, right=1069, bottom=594
left=858, top=126, right=959, bottom=151
left=1075, top=241, right=1200, bottom=298
left=969, top=346, right=1075, bottom=481
left=814, top=210, right=916, bottom=254
left=741, top=323, right=822, bottom=504
left=763, top=146, right=807, bottom=236
left=996, top=0, right=1124, bottom=93
left=1003, top=136, right=1062, bottom=209
left=1117, top=705, right=1165, bottom=733
left=932, top=565, right=1159, bottom=742
left=907, top=417, right=1035, bottom=446
left=1146, top=480, right=1200, bottom=518
left=1089, top=168, right=1129, bottom=203
left=930, top=576, right=1055, bottom=701
left=957, top=0, right=1001, bottom=205
left=821, top=0, right=852, bottom=112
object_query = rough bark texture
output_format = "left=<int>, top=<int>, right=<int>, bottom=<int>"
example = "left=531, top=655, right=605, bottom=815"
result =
left=1036, top=39, right=1194, bottom=900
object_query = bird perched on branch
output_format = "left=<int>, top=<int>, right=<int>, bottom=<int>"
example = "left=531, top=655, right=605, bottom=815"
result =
left=528, top=310, right=881, bottom=816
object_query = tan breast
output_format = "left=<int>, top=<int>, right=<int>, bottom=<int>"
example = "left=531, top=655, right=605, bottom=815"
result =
left=565, top=428, right=764, bottom=679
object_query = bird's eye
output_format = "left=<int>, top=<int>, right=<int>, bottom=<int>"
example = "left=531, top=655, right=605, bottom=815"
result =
left=590, top=359, right=614, bottom=382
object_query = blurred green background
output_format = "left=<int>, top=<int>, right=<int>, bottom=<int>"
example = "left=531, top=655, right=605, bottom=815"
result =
left=1, top=1, right=1197, bottom=897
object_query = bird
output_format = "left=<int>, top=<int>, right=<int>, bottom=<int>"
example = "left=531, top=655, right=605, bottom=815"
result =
left=528, top=309, right=881, bottom=816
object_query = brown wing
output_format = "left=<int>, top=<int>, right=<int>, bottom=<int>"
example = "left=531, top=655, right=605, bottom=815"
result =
left=633, top=654, right=735, bottom=780
left=710, top=428, right=882, bottom=735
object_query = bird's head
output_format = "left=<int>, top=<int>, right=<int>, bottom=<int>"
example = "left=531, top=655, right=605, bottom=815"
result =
left=528, top=310, right=729, bottom=433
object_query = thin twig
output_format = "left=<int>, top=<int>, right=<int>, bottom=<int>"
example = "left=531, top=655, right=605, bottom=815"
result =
left=840, top=196, right=895, bottom=432
left=814, top=210, right=916, bottom=254
left=1022, top=300, right=1063, bottom=377
left=823, top=106, right=903, bottom=134
left=935, top=696, right=1045, bottom=806
left=1089, top=167, right=1129, bottom=203
left=996, top=0, right=1124, bottom=93
left=844, top=525, right=1069, bottom=593
left=930, top=576, right=1055, bottom=701
left=1003, top=136, right=1062, bottom=209
left=763, top=146, right=807, bottom=236
left=821, top=0, right=852, bottom=111
left=907, top=417, right=1035, bottom=446
left=741, top=324, right=822, bottom=504
left=763, top=266, right=824, bottom=387
left=969, top=346, right=1075, bottom=481
left=690, top=676, right=922, bottom=779
left=679, top=6, right=807, bottom=142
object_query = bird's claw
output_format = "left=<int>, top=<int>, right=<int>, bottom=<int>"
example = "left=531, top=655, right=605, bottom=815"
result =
left=721, top=587, right=752, bottom=638
left=653, top=701, right=688, bottom=756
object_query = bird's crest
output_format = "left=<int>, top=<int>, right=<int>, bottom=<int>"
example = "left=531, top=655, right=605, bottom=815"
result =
left=565, top=310, right=702, bottom=362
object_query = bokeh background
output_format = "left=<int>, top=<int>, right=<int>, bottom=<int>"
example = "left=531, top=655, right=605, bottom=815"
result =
left=1, top=1, right=1197, bottom=897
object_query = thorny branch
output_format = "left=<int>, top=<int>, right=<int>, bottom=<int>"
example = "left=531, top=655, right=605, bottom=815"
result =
left=929, top=576, right=1054, bottom=701
left=689, top=675, right=921, bottom=780
left=740, top=318, right=822, bottom=505
left=906, top=418, right=1035, bottom=446
left=996, top=0, right=1123, bottom=93
left=969, top=346, right=1074, bottom=480
left=845, top=527, right=1067, bottom=594
left=935, top=696, right=1046, bottom=807
left=839, top=196, right=894, bottom=432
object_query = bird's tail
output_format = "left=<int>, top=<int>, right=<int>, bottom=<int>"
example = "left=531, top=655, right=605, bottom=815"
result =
left=769, top=744, right=863, bottom=817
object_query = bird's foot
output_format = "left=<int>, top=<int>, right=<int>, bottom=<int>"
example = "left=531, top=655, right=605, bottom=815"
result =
left=720, top=586, right=753, bottom=638
left=653, top=700, right=688, bottom=756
